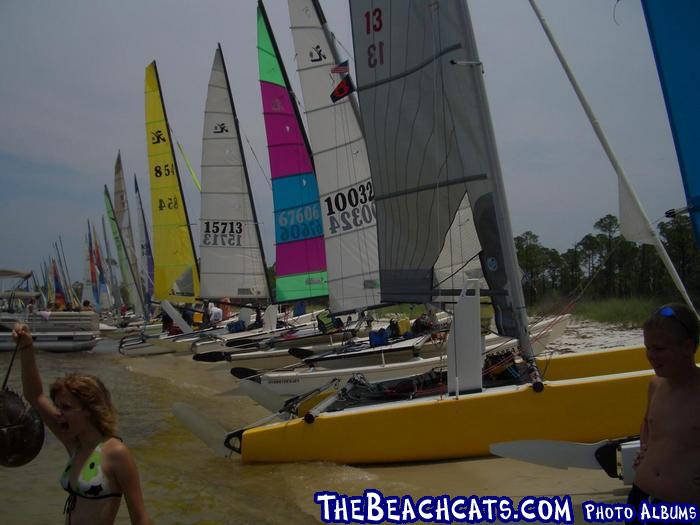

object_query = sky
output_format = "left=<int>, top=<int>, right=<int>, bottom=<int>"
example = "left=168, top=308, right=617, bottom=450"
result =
left=0, top=0, right=686, bottom=287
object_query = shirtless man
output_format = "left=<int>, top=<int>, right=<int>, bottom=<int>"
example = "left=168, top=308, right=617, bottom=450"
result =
left=628, top=303, right=700, bottom=515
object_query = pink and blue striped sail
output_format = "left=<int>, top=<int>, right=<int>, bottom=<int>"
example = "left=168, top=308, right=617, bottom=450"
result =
left=257, top=2, right=327, bottom=302
left=642, top=0, right=700, bottom=246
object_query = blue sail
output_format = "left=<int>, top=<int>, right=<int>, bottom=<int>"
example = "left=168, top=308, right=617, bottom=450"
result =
left=642, top=0, right=700, bottom=246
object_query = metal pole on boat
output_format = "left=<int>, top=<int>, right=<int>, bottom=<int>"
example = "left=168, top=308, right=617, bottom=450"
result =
left=58, top=236, right=76, bottom=305
left=528, top=0, right=698, bottom=318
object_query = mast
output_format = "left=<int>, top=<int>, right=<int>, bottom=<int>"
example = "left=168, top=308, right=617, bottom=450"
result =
left=308, top=0, right=364, bottom=130
left=218, top=43, right=273, bottom=300
left=528, top=0, right=697, bottom=316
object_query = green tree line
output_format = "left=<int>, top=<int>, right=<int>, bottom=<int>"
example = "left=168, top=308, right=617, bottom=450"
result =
left=515, top=214, right=700, bottom=308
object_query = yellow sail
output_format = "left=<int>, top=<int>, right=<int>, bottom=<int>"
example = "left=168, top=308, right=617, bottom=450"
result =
left=145, top=61, right=200, bottom=303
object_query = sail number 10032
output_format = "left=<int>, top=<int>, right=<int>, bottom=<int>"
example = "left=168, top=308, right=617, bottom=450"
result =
left=324, top=182, right=376, bottom=235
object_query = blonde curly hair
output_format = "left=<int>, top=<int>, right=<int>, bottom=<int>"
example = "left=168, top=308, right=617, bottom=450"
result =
left=50, top=374, right=118, bottom=436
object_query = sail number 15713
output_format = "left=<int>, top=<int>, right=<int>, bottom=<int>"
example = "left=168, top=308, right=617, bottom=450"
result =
left=202, top=220, right=243, bottom=247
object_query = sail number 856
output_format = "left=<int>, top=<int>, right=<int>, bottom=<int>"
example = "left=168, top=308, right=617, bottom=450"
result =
left=153, top=163, right=174, bottom=177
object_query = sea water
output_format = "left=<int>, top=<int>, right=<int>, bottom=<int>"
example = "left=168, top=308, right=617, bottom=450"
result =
left=0, top=321, right=642, bottom=524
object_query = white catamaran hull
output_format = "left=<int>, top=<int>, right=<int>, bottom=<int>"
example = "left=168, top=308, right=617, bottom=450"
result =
left=248, top=318, right=568, bottom=398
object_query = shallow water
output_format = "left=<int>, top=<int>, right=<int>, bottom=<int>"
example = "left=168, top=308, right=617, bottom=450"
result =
left=0, top=321, right=643, bottom=524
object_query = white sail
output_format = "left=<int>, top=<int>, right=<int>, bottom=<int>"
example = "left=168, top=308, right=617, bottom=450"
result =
left=288, top=0, right=380, bottom=312
left=432, top=201, right=485, bottom=304
left=114, top=152, right=144, bottom=316
left=199, top=45, right=271, bottom=301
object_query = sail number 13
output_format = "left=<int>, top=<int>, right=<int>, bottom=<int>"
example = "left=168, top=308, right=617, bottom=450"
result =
left=364, top=8, right=384, bottom=68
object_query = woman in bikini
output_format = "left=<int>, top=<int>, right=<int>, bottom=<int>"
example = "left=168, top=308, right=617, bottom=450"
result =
left=13, top=323, right=151, bottom=525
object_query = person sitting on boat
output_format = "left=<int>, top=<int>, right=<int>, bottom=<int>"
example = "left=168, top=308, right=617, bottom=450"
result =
left=81, top=300, right=95, bottom=312
left=25, top=298, right=36, bottom=314
left=249, top=307, right=263, bottom=330
left=626, top=303, right=700, bottom=518
left=12, top=323, right=152, bottom=525
left=207, top=302, right=223, bottom=326
left=219, top=297, right=232, bottom=320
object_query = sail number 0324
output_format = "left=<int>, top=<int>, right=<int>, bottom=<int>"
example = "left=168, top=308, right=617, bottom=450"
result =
left=324, top=182, right=376, bottom=235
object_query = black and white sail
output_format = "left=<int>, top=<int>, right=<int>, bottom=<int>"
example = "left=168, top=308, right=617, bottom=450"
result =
left=350, top=0, right=529, bottom=340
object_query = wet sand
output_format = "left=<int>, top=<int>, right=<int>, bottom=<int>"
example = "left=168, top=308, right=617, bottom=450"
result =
left=0, top=319, right=643, bottom=524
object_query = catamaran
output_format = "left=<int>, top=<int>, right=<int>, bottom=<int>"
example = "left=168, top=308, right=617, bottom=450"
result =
left=174, top=0, right=677, bottom=465
left=235, top=314, right=569, bottom=403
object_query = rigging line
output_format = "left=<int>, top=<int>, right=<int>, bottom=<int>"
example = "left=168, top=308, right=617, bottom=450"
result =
left=536, top=237, right=627, bottom=379
left=242, top=132, right=272, bottom=191
left=436, top=251, right=481, bottom=288
left=332, top=34, right=354, bottom=66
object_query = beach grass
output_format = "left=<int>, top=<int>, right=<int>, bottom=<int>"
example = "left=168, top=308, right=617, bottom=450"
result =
left=530, top=296, right=659, bottom=328
left=570, top=297, right=659, bottom=327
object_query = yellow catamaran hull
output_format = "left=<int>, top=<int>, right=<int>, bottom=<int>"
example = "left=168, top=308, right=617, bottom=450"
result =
left=239, top=368, right=651, bottom=464
left=535, top=344, right=650, bottom=380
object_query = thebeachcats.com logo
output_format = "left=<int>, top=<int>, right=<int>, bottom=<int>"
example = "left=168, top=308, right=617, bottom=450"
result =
left=313, top=490, right=699, bottom=524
